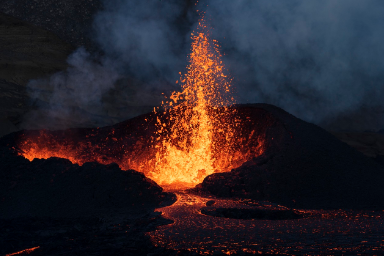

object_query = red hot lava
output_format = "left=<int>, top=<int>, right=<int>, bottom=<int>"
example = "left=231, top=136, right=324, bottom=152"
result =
left=18, top=15, right=264, bottom=189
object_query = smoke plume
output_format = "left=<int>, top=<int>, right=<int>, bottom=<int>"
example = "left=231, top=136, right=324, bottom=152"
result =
left=23, top=0, right=194, bottom=129
left=202, top=0, right=384, bottom=130
left=24, top=0, right=384, bottom=131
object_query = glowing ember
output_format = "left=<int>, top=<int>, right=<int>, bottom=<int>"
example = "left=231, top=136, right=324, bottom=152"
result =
left=147, top=193, right=384, bottom=255
left=5, top=246, right=40, bottom=256
left=17, top=14, right=264, bottom=189
left=152, top=15, right=241, bottom=187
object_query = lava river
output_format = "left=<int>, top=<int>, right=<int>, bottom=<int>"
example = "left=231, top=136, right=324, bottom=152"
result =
left=147, top=192, right=384, bottom=255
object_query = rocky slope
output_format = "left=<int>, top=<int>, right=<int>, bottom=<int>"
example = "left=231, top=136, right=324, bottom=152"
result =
left=198, top=104, right=384, bottom=210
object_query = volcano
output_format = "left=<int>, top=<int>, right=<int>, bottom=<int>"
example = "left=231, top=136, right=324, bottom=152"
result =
left=197, top=104, right=384, bottom=210
left=2, top=13, right=384, bottom=213
left=2, top=12, right=384, bottom=255
left=2, top=103, right=384, bottom=254
left=1, top=103, right=384, bottom=213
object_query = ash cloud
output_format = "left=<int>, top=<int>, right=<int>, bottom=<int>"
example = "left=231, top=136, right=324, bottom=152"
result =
left=201, top=0, right=384, bottom=130
left=23, top=0, right=195, bottom=129
left=93, top=0, right=192, bottom=83
left=24, top=48, right=119, bottom=129
left=23, top=0, right=384, bottom=131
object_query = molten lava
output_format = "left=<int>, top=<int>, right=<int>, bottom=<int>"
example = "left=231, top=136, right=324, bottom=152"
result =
left=18, top=14, right=264, bottom=189
left=5, top=246, right=40, bottom=256
left=153, top=16, right=240, bottom=187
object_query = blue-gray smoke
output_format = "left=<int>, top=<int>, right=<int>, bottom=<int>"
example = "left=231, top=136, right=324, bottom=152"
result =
left=25, top=0, right=384, bottom=131
left=201, top=0, right=384, bottom=129
left=93, top=0, right=193, bottom=84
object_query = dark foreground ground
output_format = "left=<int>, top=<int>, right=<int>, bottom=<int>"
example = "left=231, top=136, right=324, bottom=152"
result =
left=2, top=192, right=384, bottom=255
left=2, top=104, right=384, bottom=255
left=1, top=213, right=173, bottom=255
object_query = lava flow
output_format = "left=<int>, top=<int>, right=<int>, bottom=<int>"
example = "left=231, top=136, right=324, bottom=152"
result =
left=17, top=14, right=264, bottom=189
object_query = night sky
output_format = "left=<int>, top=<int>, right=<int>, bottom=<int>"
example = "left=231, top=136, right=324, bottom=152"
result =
left=92, top=0, right=384, bottom=130
left=6, top=0, right=384, bottom=131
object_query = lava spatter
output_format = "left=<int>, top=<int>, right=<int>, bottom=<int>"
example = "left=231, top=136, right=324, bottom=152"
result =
left=17, top=14, right=264, bottom=189
left=152, top=15, right=240, bottom=187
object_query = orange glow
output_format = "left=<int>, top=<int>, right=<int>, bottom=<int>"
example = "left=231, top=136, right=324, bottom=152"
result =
left=152, top=15, right=262, bottom=187
left=18, top=14, right=264, bottom=189
left=6, top=246, right=40, bottom=256
left=147, top=193, right=384, bottom=254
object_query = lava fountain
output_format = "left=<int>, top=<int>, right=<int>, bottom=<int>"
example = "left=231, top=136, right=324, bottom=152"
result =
left=153, top=15, right=240, bottom=187
left=17, top=14, right=264, bottom=189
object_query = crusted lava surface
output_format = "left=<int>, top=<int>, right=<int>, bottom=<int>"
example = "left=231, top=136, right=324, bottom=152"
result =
left=200, top=207, right=302, bottom=220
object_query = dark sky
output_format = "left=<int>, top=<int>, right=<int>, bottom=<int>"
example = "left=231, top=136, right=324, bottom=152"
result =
left=203, top=1, right=384, bottom=128
left=27, top=0, right=384, bottom=131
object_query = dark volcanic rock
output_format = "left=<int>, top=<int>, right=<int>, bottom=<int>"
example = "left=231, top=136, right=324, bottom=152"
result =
left=200, top=104, right=384, bottom=210
left=374, top=155, right=384, bottom=166
left=0, top=147, right=175, bottom=219
left=332, top=131, right=384, bottom=158
left=2, top=103, right=384, bottom=212
left=201, top=207, right=302, bottom=220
